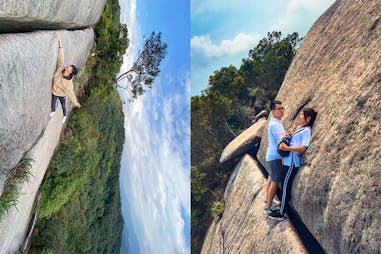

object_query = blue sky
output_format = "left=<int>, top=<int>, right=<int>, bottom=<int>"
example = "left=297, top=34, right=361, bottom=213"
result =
left=191, top=0, right=336, bottom=95
left=119, top=0, right=190, bottom=253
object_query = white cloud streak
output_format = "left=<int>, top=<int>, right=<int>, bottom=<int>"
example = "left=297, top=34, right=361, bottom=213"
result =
left=119, top=73, right=190, bottom=254
left=270, top=0, right=335, bottom=33
left=119, top=1, right=190, bottom=253
left=191, top=33, right=261, bottom=58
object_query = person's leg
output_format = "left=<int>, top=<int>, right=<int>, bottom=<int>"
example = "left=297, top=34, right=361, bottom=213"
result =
left=265, top=176, right=272, bottom=203
left=58, top=96, right=67, bottom=116
left=280, top=165, right=299, bottom=215
left=266, top=181, right=279, bottom=209
left=51, top=94, right=58, bottom=112
left=265, top=159, right=282, bottom=210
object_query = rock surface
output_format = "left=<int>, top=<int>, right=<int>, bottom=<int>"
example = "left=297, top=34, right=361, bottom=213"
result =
left=219, top=118, right=266, bottom=163
left=0, top=29, right=94, bottom=186
left=0, top=0, right=106, bottom=32
left=0, top=110, right=68, bottom=253
left=202, top=155, right=307, bottom=254
left=258, top=0, right=381, bottom=253
left=252, top=109, right=268, bottom=123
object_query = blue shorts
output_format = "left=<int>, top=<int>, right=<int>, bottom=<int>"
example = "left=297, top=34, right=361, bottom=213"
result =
left=266, top=159, right=285, bottom=183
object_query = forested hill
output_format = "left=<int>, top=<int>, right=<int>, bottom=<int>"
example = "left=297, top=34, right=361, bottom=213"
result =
left=191, top=31, right=301, bottom=254
left=29, top=0, right=128, bottom=253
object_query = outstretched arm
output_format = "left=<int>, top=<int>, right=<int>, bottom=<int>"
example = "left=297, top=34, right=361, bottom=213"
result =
left=65, top=82, right=81, bottom=108
left=55, top=32, right=65, bottom=72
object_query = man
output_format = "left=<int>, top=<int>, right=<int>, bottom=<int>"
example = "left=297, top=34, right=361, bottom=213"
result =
left=264, top=100, right=285, bottom=218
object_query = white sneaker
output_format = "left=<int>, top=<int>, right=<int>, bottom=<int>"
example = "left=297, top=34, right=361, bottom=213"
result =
left=49, top=111, right=56, bottom=117
left=62, top=116, right=67, bottom=124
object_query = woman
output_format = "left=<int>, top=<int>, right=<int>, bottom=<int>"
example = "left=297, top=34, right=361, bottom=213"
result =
left=49, top=32, right=81, bottom=123
left=267, top=107, right=317, bottom=221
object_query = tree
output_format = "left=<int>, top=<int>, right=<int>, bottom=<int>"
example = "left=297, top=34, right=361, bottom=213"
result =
left=114, top=31, right=167, bottom=100
left=240, top=31, right=302, bottom=105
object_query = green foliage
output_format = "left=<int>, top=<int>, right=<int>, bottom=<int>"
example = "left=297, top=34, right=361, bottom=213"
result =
left=115, top=31, right=168, bottom=100
left=0, top=156, right=34, bottom=219
left=210, top=200, right=224, bottom=221
left=93, top=1, right=129, bottom=85
left=30, top=82, right=124, bottom=254
left=240, top=31, right=301, bottom=104
left=191, top=31, right=300, bottom=254
left=28, top=0, right=126, bottom=253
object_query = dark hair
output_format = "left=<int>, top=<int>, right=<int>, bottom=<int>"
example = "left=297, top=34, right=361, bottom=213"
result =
left=303, top=108, right=318, bottom=127
left=270, top=100, right=282, bottom=110
left=62, top=65, right=78, bottom=80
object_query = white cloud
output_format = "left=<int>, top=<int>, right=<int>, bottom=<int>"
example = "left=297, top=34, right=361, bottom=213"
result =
left=191, top=33, right=261, bottom=58
left=271, top=0, right=335, bottom=32
left=192, top=0, right=261, bottom=14
left=119, top=1, right=190, bottom=253
left=119, top=72, right=190, bottom=254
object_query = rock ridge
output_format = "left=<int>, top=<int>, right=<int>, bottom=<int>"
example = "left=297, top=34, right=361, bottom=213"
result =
left=0, top=29, right=94, bottom=174
left=257, top=0, right=381, bottom=253
left=0, top=0, right=107, bottom=33
left=201, top=155, right=307, bottom=254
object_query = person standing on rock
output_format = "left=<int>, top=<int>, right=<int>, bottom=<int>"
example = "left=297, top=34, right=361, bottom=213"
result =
left=267, top=108, right=317, bottom=221
left=49, top=32, right=81, bottom=123
left=264, top=100, right=286, bottom=216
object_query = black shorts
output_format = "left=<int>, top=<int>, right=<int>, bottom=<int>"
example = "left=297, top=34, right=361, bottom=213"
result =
left=266, top=159, right=285, bottom=183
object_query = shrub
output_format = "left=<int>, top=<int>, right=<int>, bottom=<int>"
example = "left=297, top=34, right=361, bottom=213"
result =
left=0, top=156, right=34, bottom=219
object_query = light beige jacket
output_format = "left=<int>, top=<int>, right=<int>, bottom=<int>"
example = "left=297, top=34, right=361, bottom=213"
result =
left=52, top=48, right=80, bottom=107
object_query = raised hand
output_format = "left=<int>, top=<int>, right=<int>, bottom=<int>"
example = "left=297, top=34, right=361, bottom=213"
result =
left=55, top=32, right=62, bottom=47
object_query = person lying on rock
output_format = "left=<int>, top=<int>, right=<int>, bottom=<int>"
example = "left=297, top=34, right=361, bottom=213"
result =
left=264, top=100, right=286, bottom=216
left=267, top=107, right=317, bottom=221
left=49, top=32, right=81, bottom=124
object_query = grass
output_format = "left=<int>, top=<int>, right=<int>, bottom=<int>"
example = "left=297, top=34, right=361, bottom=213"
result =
left=0, top=156, right=34, bottom=220
left=211, top=200, right=225, bottom=221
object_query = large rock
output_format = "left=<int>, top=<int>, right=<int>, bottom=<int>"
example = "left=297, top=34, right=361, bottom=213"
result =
left=202, top=155, right=307, bottom=254
left=258, top=0, right=381, bottom=253
left=0, top=29, right=94, bottom=174
left=219, top=118, right=266, bottom=163
left=0, top=0, right=106, bottom=32
left=0, top=109, right=69, bottom=253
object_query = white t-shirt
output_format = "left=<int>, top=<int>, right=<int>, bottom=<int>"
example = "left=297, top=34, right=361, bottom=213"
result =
left=283, top=126, right=312, bottom=167
left=266, top=117, right=285, bottom=161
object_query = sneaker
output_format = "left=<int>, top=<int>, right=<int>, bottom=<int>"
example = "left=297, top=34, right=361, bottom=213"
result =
left=49, top=111, right=56, bottom=117
left=267, top=210, right=286, bottom=221
left=263, top=207, right=279, bottom=215
left=62, top=116, right=67, bottom=124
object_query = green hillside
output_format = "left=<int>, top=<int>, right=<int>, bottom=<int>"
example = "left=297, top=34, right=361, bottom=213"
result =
left=29, top=0, right=128, bottom=253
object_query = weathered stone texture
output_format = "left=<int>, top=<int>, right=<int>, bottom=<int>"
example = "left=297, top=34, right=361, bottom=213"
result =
left=220, top=118, right=266, bottom=163
left=0, top=0, right=107, bottom=32
left=0, top=29, right=93, bottom=173
left=258, top=0, right=381, bottom=253
left=202, top=155, right=307, bottom=254
left=0, top=109, right=70, bottom=253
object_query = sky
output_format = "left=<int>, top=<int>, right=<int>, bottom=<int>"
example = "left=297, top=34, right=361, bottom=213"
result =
left=115, top=1, right=337, bottom=253
left=191, top=0, right=336, bottom=95
left=118, top=0, right=190, bottom=253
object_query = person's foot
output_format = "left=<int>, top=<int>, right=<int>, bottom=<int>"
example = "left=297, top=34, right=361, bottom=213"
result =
left=263, top=207, right=279, bottom=215
left=267, top=210, right=286, bottom=221
left=49, top=111, right=56, bottom=117
left=62, top=116, right=67, bottom=124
